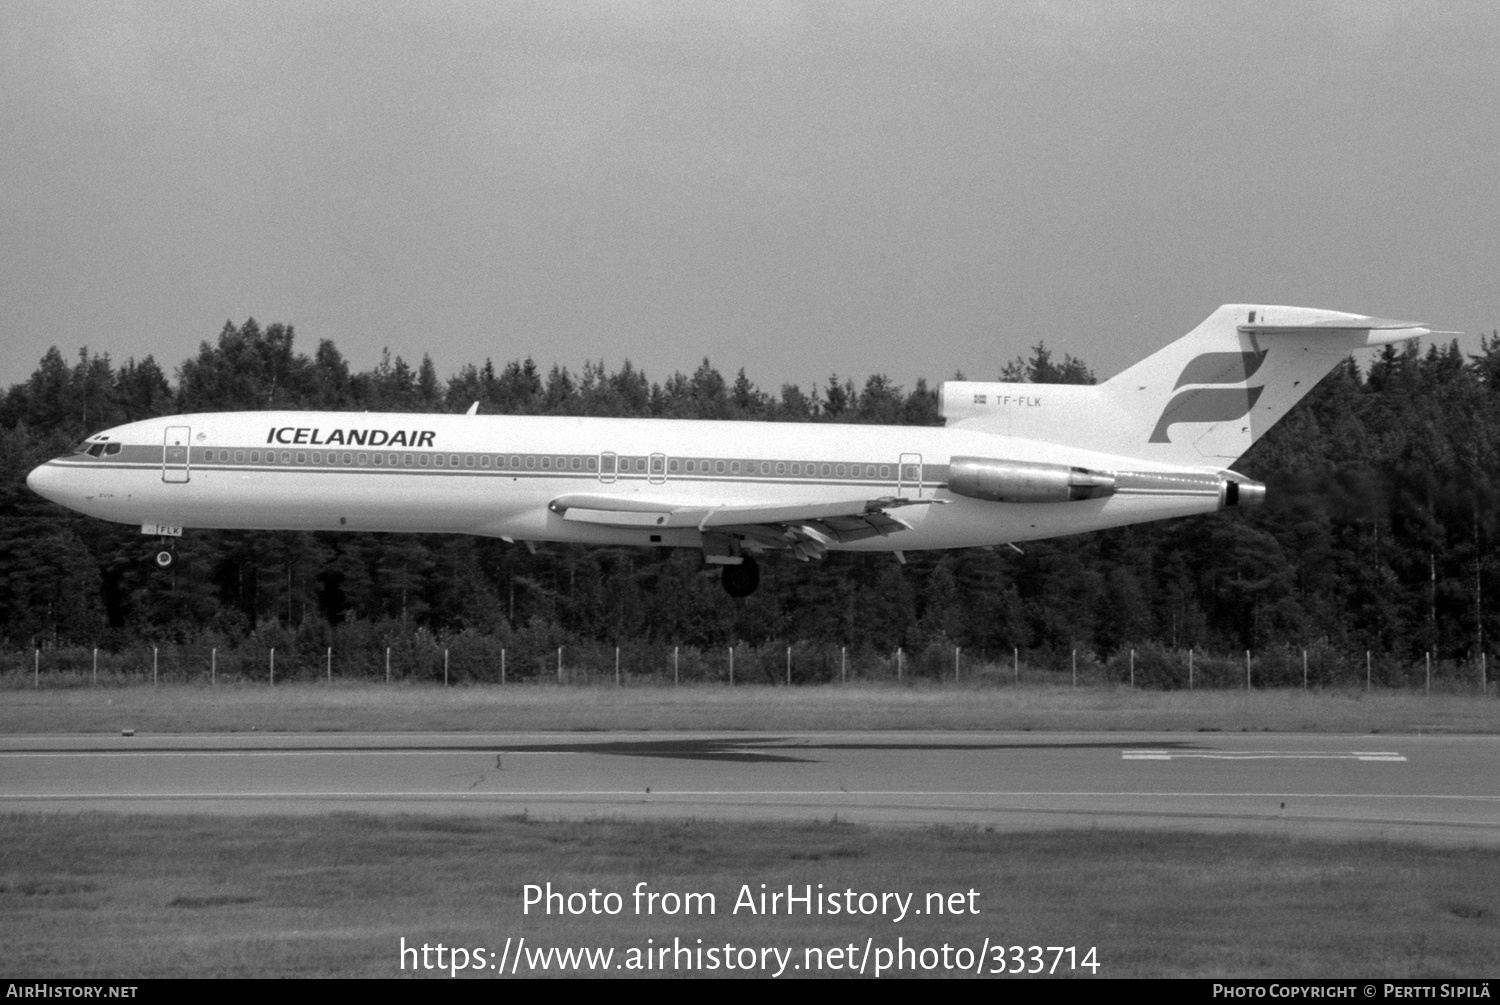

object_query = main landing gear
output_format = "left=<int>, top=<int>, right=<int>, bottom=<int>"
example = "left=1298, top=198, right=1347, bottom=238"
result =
left=721, top=555, right=760, bottom=598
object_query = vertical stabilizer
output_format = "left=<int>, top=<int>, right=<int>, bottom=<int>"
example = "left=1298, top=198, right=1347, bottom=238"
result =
left=1099, top=305, right=1427, bottom=466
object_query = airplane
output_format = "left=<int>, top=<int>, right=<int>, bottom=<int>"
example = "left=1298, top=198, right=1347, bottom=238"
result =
left=27, top=305, right=1427, bottom=597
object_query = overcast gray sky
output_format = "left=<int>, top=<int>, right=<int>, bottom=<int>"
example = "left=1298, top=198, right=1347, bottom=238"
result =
left=4, top=1, right=1497, bottom=396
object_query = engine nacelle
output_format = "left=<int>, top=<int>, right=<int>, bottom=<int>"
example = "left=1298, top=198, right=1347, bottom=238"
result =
left=947, top=456, right=1117, bottom=503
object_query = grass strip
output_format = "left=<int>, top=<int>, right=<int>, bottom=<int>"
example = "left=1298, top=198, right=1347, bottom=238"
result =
left=1, top=681, right=1497, bottom=736
left=2, top=813, right=1496, bottom=978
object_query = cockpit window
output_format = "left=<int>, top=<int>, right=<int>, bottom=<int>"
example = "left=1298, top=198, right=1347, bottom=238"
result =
left=70, top=441, right=90, bottom=456
left=104, top=443, right=121, bottom=456
left=86, top=444, right=105, bottom=457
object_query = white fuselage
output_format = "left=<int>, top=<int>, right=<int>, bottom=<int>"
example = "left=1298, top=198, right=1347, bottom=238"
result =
left=27, top=410, right=1237, bottom=554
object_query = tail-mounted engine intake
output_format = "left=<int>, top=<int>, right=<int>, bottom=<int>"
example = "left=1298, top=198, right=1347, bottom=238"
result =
left=947, top=456, right=1117, bottom=503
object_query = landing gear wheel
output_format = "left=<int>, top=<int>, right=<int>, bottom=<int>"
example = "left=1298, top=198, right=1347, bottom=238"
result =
left=154, top=546, right=177, bottom=570
left=721, top=555, right=760, bottom=598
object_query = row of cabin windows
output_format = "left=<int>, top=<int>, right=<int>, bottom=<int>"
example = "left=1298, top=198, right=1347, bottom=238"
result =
left=668, top=458, right=897, bottom=480
left=197, top=449, right=914, bottom=482
left=202, top=449, right=582, bottom=470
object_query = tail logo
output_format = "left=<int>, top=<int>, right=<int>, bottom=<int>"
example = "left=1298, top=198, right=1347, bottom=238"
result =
left=1171, top=350, right=1268, bottom=389
left=1150, top=351, right=1269, bottom=443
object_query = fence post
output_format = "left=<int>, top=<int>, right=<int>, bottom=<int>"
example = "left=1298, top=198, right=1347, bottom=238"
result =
left=557, top=647, right=563, bottom=684
left=674, top=646, right=679, bottom=686
left=211, top=647, right=216, bottom=686
left=326, top=646, right=332, bottom=684
left=1129, top=648, right=1135, bottom=688
left=1072, top=648, right=1077, bottom=689
left=1425, top=651, right=1430, bottom=695
left=270, top=647, right=275, bottom=686
left=93, top=647, right=98, bottom=686
left=501, top=648, right=506, bottom=685
left=444, top=648, right=450, bottom=687
left=1483, top=653, right=1488, bottom=696
left=386, top=647, right=391, bottom=684
left=1245, top=649, right=1251, bottom=692
left=1366, top=651, right=1371, bottom=692
left=897, top=647, right=903, bottom=681
left=1188, top=648, right=1194, bottom=690
left=729, top=646, right=734, bottom=686
left=1013, top=646, right=1019, bottom=684
left=34, top=649, right=39, bottom=687
left=786, top=645, right=791, bottom=686
left=1302, top=649, right=1307, bottom=691
left=841, top=646, right=846, bottom=684
left=955, top=646, right=960, bottom=682
left=153, top=646, right=158, bottom=686
left=615, top=646, right=620, bottom=686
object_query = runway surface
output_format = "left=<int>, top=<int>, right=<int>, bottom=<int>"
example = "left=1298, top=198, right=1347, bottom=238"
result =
left=3, top=731, right=1498, bottom=845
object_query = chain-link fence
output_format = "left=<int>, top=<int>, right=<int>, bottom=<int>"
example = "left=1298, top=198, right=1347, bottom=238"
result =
left=3, top=637, right=1493, bottom=693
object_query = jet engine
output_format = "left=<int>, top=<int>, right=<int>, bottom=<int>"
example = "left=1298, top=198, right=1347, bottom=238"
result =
left=947, top=456, right=1117, bottom=503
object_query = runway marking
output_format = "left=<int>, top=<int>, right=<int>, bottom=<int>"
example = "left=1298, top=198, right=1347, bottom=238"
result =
left=1123, top=750, right=1407, bottom=762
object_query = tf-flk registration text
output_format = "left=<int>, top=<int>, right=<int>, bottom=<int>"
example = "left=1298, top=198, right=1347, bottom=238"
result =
left=399, top=937, right=1099, bottom=977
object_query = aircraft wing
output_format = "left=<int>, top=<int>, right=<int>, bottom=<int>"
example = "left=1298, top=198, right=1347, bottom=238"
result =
left=548, top=493, right=936, bottom=556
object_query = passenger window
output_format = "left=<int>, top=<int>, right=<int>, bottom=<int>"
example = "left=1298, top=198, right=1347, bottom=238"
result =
left=835, top=464, right=846, bottom=477
left=419, top=454, right=429, bottom=466
left=821, top=463, right=831, bottom=476
left=775, top=462, right=786, bottom=475
left=343, top=453, right=353, bottom=464
left=357, top=453, right=368, bottom=465
left=730, top=461, right=740, bottom=474
left=570, top=457, right=581, bottom=471
left=373, top=454, right=384, bottom=466
left=281, top=452, right=291, bottom=464
left=880, top=465, right=890, bottom=479
left=234, top=450, right=244, bottom=462
left=465, top=455, right=475, bottom=468
left=541, top=457, right=552, bottom=470
left=296, top=452, right=307, bottom=464
left=760, top=462, right=771, bottom=475
left=251, top=451, right=261, bottom=463
left=405, top=454, right=414, bottom=466
left=435, top=455, right=445, bottom=467
left=714, top=460, right=724, bottom=474
left=586, top=457, right=597, bottom=472
left=526, top=456, right=536, bottom=469
left=481, top=455, right=490, bottom=468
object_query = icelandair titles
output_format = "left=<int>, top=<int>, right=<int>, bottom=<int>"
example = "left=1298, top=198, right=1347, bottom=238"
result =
left=266, top=426, right=436, bottom=447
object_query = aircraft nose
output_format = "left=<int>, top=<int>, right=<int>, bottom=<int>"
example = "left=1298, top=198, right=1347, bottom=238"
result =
left=26, top=461, right=69, bottom=504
